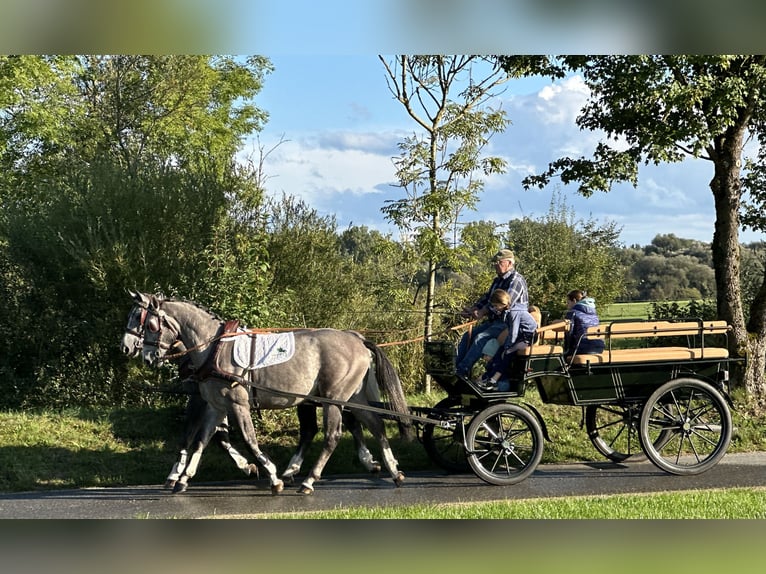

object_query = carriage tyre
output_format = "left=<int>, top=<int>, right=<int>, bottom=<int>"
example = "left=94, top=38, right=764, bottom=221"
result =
left=422, top=397, right=471, bottom=473
left=585, top=403, right=649, bottom=463
left=466, top=403, right=544, bottom=486
left=639, top=378, right=732, bottom=476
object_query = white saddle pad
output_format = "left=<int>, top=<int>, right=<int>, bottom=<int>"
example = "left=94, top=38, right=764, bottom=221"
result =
left=232, top=331, right=295, bottom=370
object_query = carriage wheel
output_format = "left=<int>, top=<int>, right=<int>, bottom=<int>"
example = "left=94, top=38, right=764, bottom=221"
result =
left=639, top=378, right=732, bottom=475
left=422, top=397, right=471, bottom=473
left=585, top=403, right=648, bottom=463
left=466, top=403, right=544, bottom=486
left=586, top=403, right=674, bottom=463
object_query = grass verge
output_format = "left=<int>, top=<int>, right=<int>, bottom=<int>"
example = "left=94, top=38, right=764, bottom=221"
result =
left=231, top=487, right=766, bottom=519
left=1, top=389, right=764, bottom=493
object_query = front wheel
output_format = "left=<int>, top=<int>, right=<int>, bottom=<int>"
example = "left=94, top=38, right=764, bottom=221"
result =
left=639, top=378, right=731, bottom=475
left=466, top=403, right=544, bottom=486
left=422, top=397, right=471, bottom=473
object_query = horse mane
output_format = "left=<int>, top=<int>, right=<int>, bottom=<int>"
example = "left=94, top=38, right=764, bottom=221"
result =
left=155, top=293, right=224, bottom=322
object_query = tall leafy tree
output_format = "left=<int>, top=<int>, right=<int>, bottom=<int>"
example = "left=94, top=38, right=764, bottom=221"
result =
left=379, top=56, right=510, bottom=391
left=0, top=55, right=273, bottom=407
left=499, top=55, right=766, bottom=408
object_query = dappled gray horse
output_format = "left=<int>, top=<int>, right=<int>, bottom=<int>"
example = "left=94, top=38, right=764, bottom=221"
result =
left=121, top=292, right=386, bottom=488
left=134, top=292, right=413, bottom=494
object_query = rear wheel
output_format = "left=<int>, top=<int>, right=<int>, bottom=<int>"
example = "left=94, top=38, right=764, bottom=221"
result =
left=422, top=397, right=470, bottom=473
left=639, top=378, right=731, bottom=475
left=585, top=403, right=647, bottom=463
left=466, top=403, right=543, bottom=486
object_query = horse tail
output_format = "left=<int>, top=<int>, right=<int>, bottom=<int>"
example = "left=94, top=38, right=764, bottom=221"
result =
left=362, top=339, right=415, bottom=442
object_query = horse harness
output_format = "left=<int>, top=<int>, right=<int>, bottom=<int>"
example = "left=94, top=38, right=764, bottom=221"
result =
left=140, top=301, right=447, bottom=427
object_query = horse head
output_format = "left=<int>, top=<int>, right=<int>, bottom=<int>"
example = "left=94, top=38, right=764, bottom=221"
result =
left=120, top=290, right=152, bottom=358
left=140, top=295, right=183, bottom=366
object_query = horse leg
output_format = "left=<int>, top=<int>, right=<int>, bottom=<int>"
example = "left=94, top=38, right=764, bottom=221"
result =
left=172, top=403, right=224, bottom=494
left=298, top=404, right=344, bottom=495
left=165, top=390, right=206, bottom=489
left=283, top=404, right=380, bottom=482
left=281, top=403, right=319, bottom=483
left=345, top=411, right=381, bottom=474
left=167, top=391, right=256, bottom=488
left=227, top=401, right=284, bottom=495
left=165, top=448, right=189, bottom=490
left=351, top=409, right=405, bottom=487
left=213, top=416, right=259, bottom=478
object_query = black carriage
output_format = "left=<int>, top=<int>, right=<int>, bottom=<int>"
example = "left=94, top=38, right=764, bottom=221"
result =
left=416, top=318, right=742, bottom=486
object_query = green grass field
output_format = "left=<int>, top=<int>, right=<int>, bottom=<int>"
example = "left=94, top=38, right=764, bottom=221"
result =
left=600, top=301, right=653, bottom=321
left=240, top=488, right=766, bottom=519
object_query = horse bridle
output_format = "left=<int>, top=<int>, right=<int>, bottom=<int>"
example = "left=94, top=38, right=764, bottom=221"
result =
left=124, top=301, right=150, bottom=344
left=142, top=301, right=182, bottom=354
left=127, top=296, right=238, bottom=362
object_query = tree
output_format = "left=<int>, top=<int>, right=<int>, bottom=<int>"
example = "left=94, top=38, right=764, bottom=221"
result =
left=503, top=192, right=625, bottom=318
left=379, top=56, right=510, bottom=390
left=264, top=194, right=365, bottom=329
left=0, top=56, right=271, bottom=178
left=500, top=55, right=766, bottom=409
left=0, top=56, right=273, bottom=407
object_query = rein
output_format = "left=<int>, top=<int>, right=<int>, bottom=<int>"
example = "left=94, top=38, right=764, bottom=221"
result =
left=157, top=319, right=480, bottom=361
left=160, top=320, right=479, bottom=361
left=377, top=320, right=477, bottom=347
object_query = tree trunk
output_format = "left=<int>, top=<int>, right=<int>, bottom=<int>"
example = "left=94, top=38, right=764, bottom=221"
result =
left=745, top=336, right=766, bottom=410
left=744, top=248, right=766, bottom=410
left=422, top=256, right=436, bottom=394
left=709, top=129, right=766, bottom=410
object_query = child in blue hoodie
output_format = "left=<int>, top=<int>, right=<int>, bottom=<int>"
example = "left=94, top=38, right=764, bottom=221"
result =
left=479, top=290, right=539, bottom=391
left=564, top=289, right=605, bottom=357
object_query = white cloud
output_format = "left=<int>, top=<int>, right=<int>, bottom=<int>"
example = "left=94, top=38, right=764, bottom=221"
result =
left=533, top=75, right=589, bottom=126
left=255, top=135, right=396, bottom=212
left=248, top=67, right=764, bottom=248
left=640, top=177, right=694, bottom=209
left=313, top=130, right=401, bottom=153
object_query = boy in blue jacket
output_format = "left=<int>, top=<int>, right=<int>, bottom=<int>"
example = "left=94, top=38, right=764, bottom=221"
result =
left=564, top=289, right=605, bottom=357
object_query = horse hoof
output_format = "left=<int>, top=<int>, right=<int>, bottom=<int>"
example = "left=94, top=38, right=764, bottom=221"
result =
left=298, top=484, right=314, bottom=495
left=282, top=473, right=295, bottom=485
left=394, top=472, right=405, bottom=487
left=370, top=463, right=382, bottom=474
left=172, top=482, right=188, bottom=494
left=246, top=464, right=259, bottom=477
left=164, top=479, right=176, bottom=490
left=271, top=481, right=284, bottom=495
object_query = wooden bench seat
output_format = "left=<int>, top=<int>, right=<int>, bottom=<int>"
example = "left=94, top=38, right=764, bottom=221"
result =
left=570, top=319, right=731, bottom=365
left=519, top=321, right=568, bottom=356
left=570, top=346, right=730, bottom=365
left=518, top=343, right=564, bottom=356
left=585, top=320, right=729, bottom=339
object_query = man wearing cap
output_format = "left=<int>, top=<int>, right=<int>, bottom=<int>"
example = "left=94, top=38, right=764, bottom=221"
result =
left=455, top=249, right=529, bottom=378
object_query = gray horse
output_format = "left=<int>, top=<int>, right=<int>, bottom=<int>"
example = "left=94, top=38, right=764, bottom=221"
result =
left=121, top=292, right=386, bottom=488
left=133, top=292, right=413, bottom=494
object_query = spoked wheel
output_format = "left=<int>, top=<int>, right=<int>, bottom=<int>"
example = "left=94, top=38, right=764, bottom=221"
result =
left=585, top=403, right=647, bottom=463
left=466, top=402, right=544, bottom=486
left=422, top=397, right=471, bottom=473
left=639, top=378, right=732, bottom=475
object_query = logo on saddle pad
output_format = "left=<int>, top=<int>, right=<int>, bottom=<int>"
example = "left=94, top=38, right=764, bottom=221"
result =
left=232, top=331, right=296, bottom=370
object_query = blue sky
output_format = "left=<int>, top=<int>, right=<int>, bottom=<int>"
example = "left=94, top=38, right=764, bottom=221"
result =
left=249, top=55, right=762, bottom=249
left=4, top=3, right=761, bottom=248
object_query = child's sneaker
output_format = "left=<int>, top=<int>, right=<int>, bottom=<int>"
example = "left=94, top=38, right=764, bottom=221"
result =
left=477, top=376, right=499, bottom=391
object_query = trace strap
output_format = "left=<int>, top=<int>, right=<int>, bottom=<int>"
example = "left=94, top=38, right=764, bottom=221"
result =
left=242, top=379, right=452, bottom=428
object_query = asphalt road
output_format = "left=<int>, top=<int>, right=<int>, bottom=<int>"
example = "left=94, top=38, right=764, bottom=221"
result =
left=1, top=451, right=765, bottom=518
